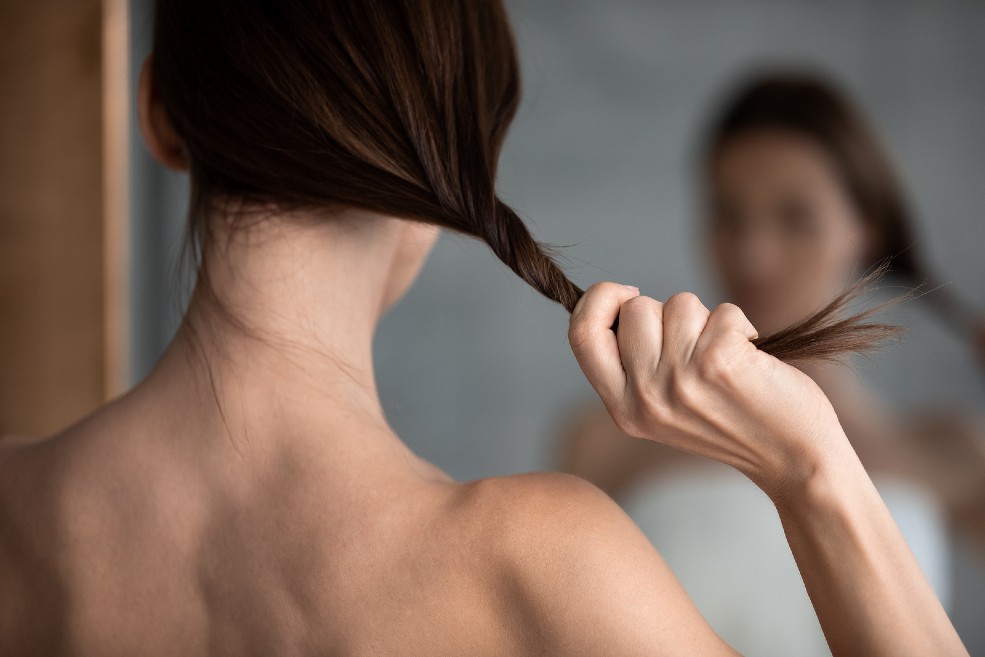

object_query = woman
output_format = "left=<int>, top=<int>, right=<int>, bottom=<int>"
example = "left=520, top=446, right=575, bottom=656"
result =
left=0, top=5, right=967, bottom=656
left=561, top=72, right=984, bottom=654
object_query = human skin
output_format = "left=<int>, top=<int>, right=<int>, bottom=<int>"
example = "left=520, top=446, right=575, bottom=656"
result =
left=0, top=69, right=969, bottom=656
left=561, top=130, right=985, bottom=554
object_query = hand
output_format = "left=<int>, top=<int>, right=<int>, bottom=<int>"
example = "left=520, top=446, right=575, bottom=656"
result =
left=567, top=282, right=849, bottom=499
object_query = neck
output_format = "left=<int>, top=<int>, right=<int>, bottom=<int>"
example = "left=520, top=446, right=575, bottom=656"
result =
left=130, top=209, right=432, bottom=474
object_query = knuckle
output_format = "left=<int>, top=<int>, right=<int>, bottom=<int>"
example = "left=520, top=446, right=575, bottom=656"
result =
left=566, top=321, right=592, bottom=352
left=618, top=295, right=658, bottom=322
left=664, top=292, right=706, bottom=320
left=668, top=369, right=700, bottom=408
left=620, top=294, right=649, bottom=311
left=695, top=342, right=738, bottom=383
left=666, top=291, right=702, bottom=309
left=713, top=303, right=757, bottom=336
left=584, top=281, right=621, bottom=299
left=571, top=281, right=620, bottom=320
left=590, top=280, right=621, bottom=293
left=714, top=302, right=745, bottom=323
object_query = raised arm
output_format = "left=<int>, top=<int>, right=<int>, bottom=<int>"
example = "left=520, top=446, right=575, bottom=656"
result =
left=563, top=282, right=968, bottom=657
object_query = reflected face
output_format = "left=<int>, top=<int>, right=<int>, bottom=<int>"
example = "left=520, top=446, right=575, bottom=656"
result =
left=706, top=130, right=870, bottom=335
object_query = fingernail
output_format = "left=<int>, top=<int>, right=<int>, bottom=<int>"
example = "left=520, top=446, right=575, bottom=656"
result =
left=622, top=284, right=639, bottom=293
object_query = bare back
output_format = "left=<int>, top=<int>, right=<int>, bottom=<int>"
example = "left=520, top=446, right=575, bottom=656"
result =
left=0, top=423, right=549, bottom=656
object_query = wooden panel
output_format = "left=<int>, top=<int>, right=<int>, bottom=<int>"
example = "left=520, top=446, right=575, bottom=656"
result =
left=0, top=0, right=125, bottom=436
left=103, top=0, right=130, bottom=398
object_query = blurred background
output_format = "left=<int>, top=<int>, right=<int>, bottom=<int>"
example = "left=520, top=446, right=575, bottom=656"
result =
left=2, top=0, right=983, bottom=653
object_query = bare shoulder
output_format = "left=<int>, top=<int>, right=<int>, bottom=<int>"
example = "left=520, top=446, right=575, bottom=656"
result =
left=0, top=432, right=54, bottom=507
left=0, top=422, right=104, bottom=564
left=0, top=426, right=84, bottom=499
left=455, top=471, right=636, bottom=556
left=454, top=472, right=738, bottom=657
left=0, top=431, right=46, bottom=454
left=460, top=471, right=670, bottom=586
left=461, top=471, right=614, bottom=522
left=0, top=432, right=66, bottom=652
left=0, top=426, right=79, bottom=545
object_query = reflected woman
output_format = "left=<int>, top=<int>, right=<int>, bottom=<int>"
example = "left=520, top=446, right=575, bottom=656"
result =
left=561, top=71, right=985, bottom=655
left=0, top=6, right=969, bottom=657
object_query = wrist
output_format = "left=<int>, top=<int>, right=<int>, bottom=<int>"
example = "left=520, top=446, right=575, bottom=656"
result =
left=761, top=428, right=866, bottom=513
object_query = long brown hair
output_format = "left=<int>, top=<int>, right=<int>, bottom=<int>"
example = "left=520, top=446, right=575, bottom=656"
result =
left=153, top=0, right=582, bottom=313
left=704, top=71, right=978, bottom=340
left=152, top=3, right=895, bottom=362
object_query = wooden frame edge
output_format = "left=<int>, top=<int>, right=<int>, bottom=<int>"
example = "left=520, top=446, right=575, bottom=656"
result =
left=102, top=0, right=131, bottom=398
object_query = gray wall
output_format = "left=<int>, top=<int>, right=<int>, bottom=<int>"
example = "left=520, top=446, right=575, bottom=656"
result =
left=130, top=0, right=985, bottom=650
left=128, top=0, right=189, bottom=380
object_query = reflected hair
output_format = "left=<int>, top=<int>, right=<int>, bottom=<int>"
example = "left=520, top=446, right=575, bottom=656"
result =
left=704, top=71, right=978, bottom=347
left=153, top=3, right=897, bottom=362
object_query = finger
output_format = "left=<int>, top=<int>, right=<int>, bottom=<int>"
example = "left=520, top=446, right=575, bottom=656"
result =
left=693, top=303, right=759, bottom=371
left=698, top=302, right=758, bottom=344
left=614, top=295, right=665, bottom=387
left=569, top=282, right=640, bottom=400
left=660, top=292, right=711, bottom=368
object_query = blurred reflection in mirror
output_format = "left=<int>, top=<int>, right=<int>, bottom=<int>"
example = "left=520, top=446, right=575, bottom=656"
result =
left=559, top=70, right=985, bottom=657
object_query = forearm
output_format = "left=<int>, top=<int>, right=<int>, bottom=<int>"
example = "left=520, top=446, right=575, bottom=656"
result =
left=566, top=285, right=969, bottom=654
left=773, top=438, right=968, bottom=657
